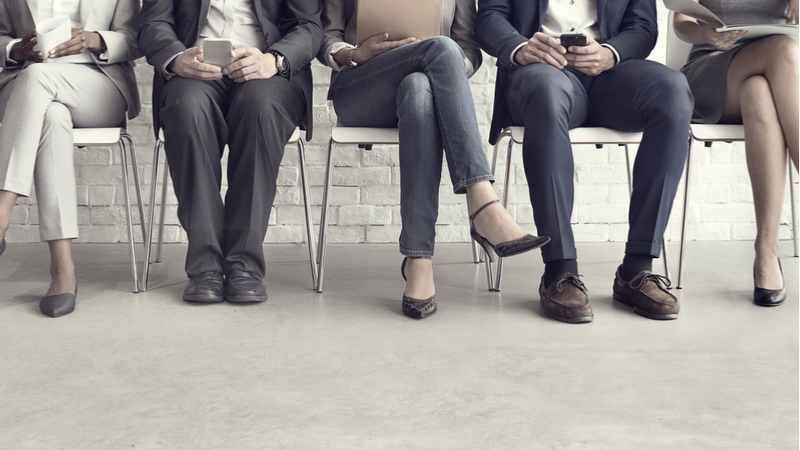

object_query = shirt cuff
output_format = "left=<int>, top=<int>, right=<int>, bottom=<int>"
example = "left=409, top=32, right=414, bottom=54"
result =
left=324, top=42, right=355, bottom=72
left=600, top=43, right=620, bottom=66
left=162, top=52, right=182, bottom=80
left=5, top=38, right=22, bottom=65
left=508, top=42, right=527, bottom=68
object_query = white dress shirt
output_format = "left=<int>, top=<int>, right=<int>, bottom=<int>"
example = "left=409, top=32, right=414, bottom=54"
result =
left=194, top=0, right=267, bottom=51
left=6, top=0, right=103, bottom=64
left=510, top=0, right=619, bottom=67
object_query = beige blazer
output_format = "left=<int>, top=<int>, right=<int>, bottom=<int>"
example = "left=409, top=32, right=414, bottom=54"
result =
left=0, top=0, right=141, bottom=119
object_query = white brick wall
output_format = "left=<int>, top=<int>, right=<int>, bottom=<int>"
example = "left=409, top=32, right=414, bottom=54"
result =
left=6, top=5, right=798, bottom=244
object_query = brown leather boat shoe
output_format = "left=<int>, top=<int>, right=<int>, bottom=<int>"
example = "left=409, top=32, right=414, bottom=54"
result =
left=612, top=265, right=679, bottom=320
left=538, top=273, right=594, bottom=323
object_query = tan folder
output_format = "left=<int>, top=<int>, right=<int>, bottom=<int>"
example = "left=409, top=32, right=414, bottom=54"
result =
left=356, top=0, right=444, bottom=47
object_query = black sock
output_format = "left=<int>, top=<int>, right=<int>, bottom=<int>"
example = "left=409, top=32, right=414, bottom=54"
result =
left=621, top=254, right=653, bottom=281
left=543, top=259, right=578, bottom=287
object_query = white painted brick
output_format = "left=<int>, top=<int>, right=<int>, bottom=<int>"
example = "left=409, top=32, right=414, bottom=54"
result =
left=366, top=225, right=402, bottom=243
left=333, top=167, right=392, bottom=186
left=89, top=186, right=116, bottom=206
left=264, top=225, right=303, bottom=243
left=325, top=225, right=365, bottom=243
left=572, top=223, right=609, bottom=243
left=362, top=186, right=400, bottom=205
left=699, top=203, right=754, bottom=223
left=693, top=223, right=731, bottom=241
left=577, top=203, right=629, bottom=224
left=339, top=205, right=392, bottom=225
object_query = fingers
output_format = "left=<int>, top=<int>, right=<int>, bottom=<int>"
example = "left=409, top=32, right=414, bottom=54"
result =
left=50, top=36, right=86, bottom=58
left=529, top=32, right=567, bottom=67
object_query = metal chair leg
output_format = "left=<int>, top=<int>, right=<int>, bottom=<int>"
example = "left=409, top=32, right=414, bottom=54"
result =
left=142, top=139, right=163, bottom=292
left=677, top=138, right=693, bottom=289
left=118, top=138, right=140, bottom=293
left=316, top=139, right=336, bottom=293
left=122, top=133, right=147, bottom=248
left=298, top=139, right=318, bottom=290
left=493, top=136, right=516, bottom=292
left=788, top=154, right=798, bottom=257
left=156, top=162, right=168, bottom=263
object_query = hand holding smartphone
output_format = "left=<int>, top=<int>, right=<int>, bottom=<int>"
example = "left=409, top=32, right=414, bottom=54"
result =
left=203, top=38, right=232, bottom=68
left=560, top=33, right=587, bottom=51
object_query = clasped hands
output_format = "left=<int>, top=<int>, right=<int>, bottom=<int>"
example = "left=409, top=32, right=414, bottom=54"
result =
left=168, top=47, right=280, bottom=82
left=514, top=32, right=615, bottom=76
left=11, top=28, right=105, bottom=63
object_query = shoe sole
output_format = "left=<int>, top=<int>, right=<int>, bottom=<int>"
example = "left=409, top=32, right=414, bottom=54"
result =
left=225, top=294, right=267, bottom=303
left=183, top=294, right=224, bottom=303
left=542, top=309, right=593, bottom=324
left=612, top=293, right=678, bottom=320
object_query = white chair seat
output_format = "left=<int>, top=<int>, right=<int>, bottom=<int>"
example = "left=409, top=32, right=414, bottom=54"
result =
left=508, top=126, right=643, bottom=145
left=72, top=127, right=125, bottom=146
left=331, top=127, right=399, bottom=145
left=689, top=124, right=746, bottom=142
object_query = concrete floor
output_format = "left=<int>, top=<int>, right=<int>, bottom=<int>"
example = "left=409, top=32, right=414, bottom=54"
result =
left=0, top=241, right=797, bottom=449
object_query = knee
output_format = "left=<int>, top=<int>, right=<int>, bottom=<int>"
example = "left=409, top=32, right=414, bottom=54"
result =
left=419, top=36, right=465, bottom=66
left=511, top=65, right=572, bottom=111
left=42, top=102, right=72, bottom=133
left=161, top=81, right=217, bottom=124
left=740, top=75, right=774, bottom=120
left=16, top=63, right=54, bottom=90
left=764, top=35, right=799, bottom=74
left=397, top=73, right=434, bottom=116
left=642, top=67, right=693, bottom=121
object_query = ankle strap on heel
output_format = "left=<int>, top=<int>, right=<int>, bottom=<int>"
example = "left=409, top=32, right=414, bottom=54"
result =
left=469, top=199, right=500, bottom=220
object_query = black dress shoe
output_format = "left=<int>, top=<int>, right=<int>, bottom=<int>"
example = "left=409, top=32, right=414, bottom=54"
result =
left=183, top=271, right=224, bottom=303
left=225, top=269, right=267, bottom=303
left=40, top=285, right=77, bottom=318
left=754, top=259, right=786, bottom=307
left=469, top=200, right=550, bottom=260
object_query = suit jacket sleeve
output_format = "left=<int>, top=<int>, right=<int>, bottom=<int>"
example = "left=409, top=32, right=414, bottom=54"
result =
left=0, top=1, right=20, bottom=69
left=137, top=0, right=188, bottom=76
left=269, top=0, right=324, bottom=79
left=475, top=0, right=528, bottom=65
left=94, top=0, right=141, bottom=65
left=602, top=0, right=657, bottom=63
left=452, top=0, right=482, bottom=76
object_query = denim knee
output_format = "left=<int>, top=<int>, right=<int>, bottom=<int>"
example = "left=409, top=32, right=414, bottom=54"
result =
left=417, top=36, right=466, bottom=68
left=397, top=73, right=434, bottom=118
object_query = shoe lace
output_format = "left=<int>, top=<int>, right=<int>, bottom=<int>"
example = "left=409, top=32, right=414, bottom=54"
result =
left=554, top=273, right=586, bottom=293
left=628, top=272, right=672, bottom=291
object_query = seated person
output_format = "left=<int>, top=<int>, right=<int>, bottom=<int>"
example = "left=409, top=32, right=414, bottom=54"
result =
left=476, top=0, right=693, bottom=322
left=0, top=0, right=141, bottom=317
left=137, top=0, right=323, bottom=305
left=674, top=0, right=798, bottom=307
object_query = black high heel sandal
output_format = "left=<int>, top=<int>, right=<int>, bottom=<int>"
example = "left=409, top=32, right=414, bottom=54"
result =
left=0, top=236, right=5, bottom=256
left=469, top=200, right=550, bottom=260
left=754, top=258, right=786, bottom=307
left=401, top=257, right=437, bottom=319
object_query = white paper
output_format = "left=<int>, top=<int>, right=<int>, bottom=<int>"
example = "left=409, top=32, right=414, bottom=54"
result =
left=717, top=25, right=799, bottom=42
left=34, top=15, right=71, bottom=62
left=663, top=0, right=726, bottom=27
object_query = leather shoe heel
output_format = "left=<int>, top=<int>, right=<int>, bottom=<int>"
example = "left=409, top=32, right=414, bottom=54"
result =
left=401, top=257, right=437, bottom=319
left=40, top=285, right=77, bottom=318
left=225, top=269, right=267, bottom=303
left=470, top=200, right=549, bottom=259
left=754, top=259, right=786, bottom=307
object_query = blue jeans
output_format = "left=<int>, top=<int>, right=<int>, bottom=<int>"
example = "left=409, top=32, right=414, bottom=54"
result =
left=506, top=60, right=693, bottom=263
left=330, top=36, right=493, bottom=258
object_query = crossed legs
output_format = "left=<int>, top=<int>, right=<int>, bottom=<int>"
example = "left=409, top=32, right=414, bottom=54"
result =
left=719, top=35, right=799, bottom=290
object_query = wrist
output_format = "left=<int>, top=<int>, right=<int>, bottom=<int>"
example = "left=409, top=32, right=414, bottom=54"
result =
left=88, top=32, right=105, bottom=53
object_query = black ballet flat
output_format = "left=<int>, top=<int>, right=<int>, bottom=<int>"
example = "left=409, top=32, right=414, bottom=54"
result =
left=754, top=259, right=786, bottom=307
left=469, top=199, right=550, bottom=260
left=401, top=257, right=437, bottom=319
left=0, top=237, right=5, bottom=256
left=40, top=285, right=78, bottom=318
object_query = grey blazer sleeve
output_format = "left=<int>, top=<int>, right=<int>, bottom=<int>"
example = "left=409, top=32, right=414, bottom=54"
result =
left=0, top=1, right=22, bottom=69
left=267, top=0, right=324, bottom=79
left=94, top=0, right=141, bottom=65
left=318, top=0, right=352, bottom=66
left=137, top=0, right=188, bottom=75
left=451, top=0, right=482, bottom=76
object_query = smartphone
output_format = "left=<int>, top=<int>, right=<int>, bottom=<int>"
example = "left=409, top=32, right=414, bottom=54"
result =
left=560, top=33, right=587, bottom=50
left=202, top=38, right=232, bottom=68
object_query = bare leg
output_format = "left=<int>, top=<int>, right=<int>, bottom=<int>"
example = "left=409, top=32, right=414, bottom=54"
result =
left=720, top=36, right=799, bottom=290
left=0, top=189, right=19, bottom=240
left=403, top=257, right=435, bottom=299
left=46, top=239, right=76, bottom=297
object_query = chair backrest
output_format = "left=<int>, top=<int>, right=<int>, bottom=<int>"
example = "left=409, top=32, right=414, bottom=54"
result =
left=666, top=11, right=694, bottom=71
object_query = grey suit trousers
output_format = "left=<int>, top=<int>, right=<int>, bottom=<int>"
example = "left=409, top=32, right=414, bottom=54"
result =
left=0, top=63, right=127, bottom=241
left=159, top=75, right=305, bottom=279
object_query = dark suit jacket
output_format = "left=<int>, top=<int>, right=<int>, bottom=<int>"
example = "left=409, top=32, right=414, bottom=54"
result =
left=475, top=0, right=658, bottom=144
left=137, top=0, right=323, bottom=140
